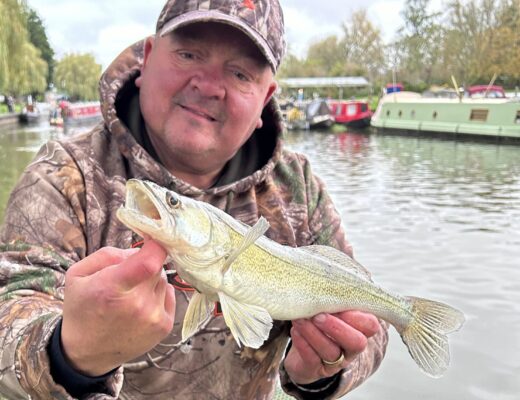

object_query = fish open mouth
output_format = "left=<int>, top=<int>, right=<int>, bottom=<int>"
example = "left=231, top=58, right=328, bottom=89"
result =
left=117, top=180, right=167, bottom=233
left=126, top=182, right=162, bottom=221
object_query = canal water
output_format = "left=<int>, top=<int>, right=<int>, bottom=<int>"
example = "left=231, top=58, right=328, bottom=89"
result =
left=1, top=121, right=519, bottom=400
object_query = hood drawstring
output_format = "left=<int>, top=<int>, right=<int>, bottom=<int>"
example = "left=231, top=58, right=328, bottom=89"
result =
left=225, top=191, right=235, bottom=214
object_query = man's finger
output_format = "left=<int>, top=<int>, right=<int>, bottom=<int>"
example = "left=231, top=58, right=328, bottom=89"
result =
left=113, top=240, right=168, bottom=290
left=312, top=313, right=368, bottom=357
left=68, top=247, right=139, bottom=277
left=290, top=325, right=321, bottom=366
left=334, top=311, right=381, bottom=338
left=292, top=319, right=340, bottom=366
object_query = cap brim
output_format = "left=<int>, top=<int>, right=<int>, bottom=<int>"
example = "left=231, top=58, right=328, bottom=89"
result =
left=159, top=10, right=277, bottom=71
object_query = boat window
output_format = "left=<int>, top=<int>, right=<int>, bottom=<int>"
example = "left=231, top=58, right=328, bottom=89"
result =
left=398, top=110, right=402, bottom=117
left=347, top=104, right=357, bottom=116
left=470, top=109, right=488, bottom=122
left=411, top=110, right=415, bottom=117
left=515, top=111, right=520, bottom=124
left=336, top=105, right=342, bottom=116
left=361, top=103, right=368, bottom=112
left=433, top=111, right=438, bottom=119
left=386, top=110, right=390, bottom=116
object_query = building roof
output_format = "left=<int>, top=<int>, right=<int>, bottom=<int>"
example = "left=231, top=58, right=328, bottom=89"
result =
left=278, top=76, right=369, bottom=88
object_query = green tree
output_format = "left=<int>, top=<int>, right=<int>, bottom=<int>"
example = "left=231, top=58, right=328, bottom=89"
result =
left=443, top=0, right=502, bottom=85
left=305, top=35, right=346, bottom=77
left=489, top=0, right=520, bottom=85
left=54, top=53, right=102, bottom=101
left=8, top=41, right=47, bottom=95
left=396, top=0, right=443, bottom=85
left=0, top=0, right=49, bottom=96
left=278, top=51, right=308, bottom=78
left=341, top=9, right=386, bottom=86
left=26, top=8, right=54, bottom=87
left=0, top=0, right=28, bottom=92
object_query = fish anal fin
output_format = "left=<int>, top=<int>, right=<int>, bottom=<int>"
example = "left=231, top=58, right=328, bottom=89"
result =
left=300, top=245, right=371, bottom=280
left=222, top=217, right=270, bottom=273
left=182, top=292, right=213, bottom=342
left=218, top=291, right=273, bottom=349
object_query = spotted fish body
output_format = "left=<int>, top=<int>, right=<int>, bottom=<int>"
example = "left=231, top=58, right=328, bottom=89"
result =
left=117, top=179, right=465, bottom=378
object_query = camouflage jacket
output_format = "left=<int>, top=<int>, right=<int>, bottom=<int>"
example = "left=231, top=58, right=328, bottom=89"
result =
left=0, top=40, right=387, bottom=400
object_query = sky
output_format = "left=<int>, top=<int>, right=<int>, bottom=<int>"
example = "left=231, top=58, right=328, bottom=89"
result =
left=27, top=0, right=443, bottom=70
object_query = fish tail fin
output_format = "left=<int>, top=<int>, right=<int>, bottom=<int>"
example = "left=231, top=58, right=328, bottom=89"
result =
left=399, top=296, right=465, bottom=378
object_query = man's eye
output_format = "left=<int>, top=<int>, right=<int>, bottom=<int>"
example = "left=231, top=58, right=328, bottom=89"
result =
left=233, top=70, right=250, bottom=82
left=179, top=51, right=195, bottom=60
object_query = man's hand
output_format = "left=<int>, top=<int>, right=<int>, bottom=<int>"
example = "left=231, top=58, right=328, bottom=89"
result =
left=284, top=311, right=381, bottom=385
left=61, top=240, right=175, bottom=376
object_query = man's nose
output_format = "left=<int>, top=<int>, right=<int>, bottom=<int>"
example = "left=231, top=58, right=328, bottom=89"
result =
left=189, top=66, right=226, bottom=100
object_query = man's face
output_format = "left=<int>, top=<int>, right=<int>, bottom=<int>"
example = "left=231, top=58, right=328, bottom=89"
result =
left=136, top=22, right=277, bottom=180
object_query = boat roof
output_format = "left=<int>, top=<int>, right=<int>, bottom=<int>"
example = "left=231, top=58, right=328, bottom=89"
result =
left=278, top=76, right=369, bottom=88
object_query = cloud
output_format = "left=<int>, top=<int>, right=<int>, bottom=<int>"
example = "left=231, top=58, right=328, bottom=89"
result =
left=28, top=0, right=162, bottom=68
left=283, top=5, right=342, bottom=57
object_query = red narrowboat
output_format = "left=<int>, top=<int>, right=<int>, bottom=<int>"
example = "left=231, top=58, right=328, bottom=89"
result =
left=327, top=100, right=373, bottom=129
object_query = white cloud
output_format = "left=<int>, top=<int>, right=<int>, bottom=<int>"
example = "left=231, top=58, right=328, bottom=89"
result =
left=283, top=6, right=342, bottom=57
left=96, top=23, right=151, bottom=68
left=367, top=0, right=405, bottom=42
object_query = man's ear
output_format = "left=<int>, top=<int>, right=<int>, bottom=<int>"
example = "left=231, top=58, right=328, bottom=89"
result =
left=263, top=80, right=278, bottom=108
left=256, top=80, right=278, bottom=129
left=135, top=36, right=155, bottom=88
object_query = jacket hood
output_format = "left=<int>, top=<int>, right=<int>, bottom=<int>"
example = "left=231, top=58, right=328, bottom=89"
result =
left=98, top=38, right=285, bottom=197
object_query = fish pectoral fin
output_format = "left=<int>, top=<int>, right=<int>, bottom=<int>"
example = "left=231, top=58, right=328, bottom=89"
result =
left=222, top=217, right=270, bottom=273
left=218, top=292, right=273, bottom=349
left=182, top=292, right=214, bottom=342
left=300, top=245, right=372, bottom=280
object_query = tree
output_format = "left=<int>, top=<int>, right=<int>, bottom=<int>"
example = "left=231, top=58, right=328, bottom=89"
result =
left=489, top=0, right=520, bottom=85
left=0, top=0, right=29, bottom=92
left=8, top=41, right=47, bottom=95
left=442, top=0, right=503, bottom=85
left=26, top=8, right=54, bottom=87
left=278, top=51, right=308, bottom=79
left=54, top=53, right=102, bottom=101
left=396, top=0, right=443, bottom=85
left=341, top=9, right=386, bottom=86
left=305, top=35, right=346, bottom=77
left=0, top=0, right=49, bottom=96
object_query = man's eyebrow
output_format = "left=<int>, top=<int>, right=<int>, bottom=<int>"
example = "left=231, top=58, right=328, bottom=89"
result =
left=169, top=32, right=269, bottom=68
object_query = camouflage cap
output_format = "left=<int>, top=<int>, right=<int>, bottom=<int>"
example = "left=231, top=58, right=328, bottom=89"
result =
left=156, top=0, right=286, bottom=72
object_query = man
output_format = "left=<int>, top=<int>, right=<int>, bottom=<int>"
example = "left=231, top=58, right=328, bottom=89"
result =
left=0, top=0, right=388, bottom=399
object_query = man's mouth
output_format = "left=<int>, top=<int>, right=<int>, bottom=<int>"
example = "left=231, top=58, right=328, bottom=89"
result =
left=179, top=104, right=218, bottom=122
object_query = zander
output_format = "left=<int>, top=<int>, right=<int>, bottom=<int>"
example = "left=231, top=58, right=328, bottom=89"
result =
left=117, top=179, right=465, bottom=378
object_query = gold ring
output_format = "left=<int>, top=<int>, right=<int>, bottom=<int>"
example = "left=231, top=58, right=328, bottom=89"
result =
left=321, top=351, right=345, bottom=368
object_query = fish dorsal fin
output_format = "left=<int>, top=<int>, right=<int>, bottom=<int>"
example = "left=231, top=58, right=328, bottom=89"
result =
left=222, top=217, right=270, bottom=273
left=182, top=291, right=214, bottom=342
left=218, top=291, right=273, bottom=349
left=299, top=245, right=372, bottom=280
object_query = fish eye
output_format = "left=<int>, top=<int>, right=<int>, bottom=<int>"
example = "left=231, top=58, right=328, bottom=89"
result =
left=166, top=192, right=180, bottom=208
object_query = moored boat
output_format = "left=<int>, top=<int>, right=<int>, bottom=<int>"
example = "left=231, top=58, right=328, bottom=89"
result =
left=284, top=98, right=334, bottom=130
left=327, top=99, right=372, bottom=128
left=371, top=87, right=520, bottom=140
left=50, top=101, right=102, bottom=127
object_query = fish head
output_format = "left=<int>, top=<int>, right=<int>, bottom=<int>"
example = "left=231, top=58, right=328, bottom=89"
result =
left=117, top=179, right=218, bottom=255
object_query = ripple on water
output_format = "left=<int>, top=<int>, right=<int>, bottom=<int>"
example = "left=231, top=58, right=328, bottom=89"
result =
left=285, top=131, right=520, bottom=400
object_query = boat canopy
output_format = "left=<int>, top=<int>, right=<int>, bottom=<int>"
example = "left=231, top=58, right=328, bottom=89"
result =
left=279, top=76, right=369, bottom=88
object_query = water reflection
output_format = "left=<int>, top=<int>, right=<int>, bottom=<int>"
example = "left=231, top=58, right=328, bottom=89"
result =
left=0, top=122, right=94, bottom=222
left=0, top=123, right=519, bottom=399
